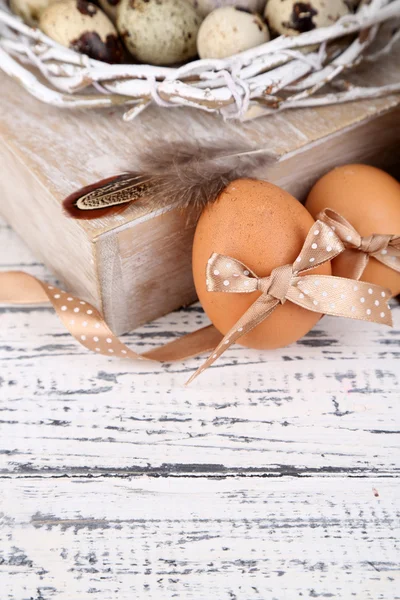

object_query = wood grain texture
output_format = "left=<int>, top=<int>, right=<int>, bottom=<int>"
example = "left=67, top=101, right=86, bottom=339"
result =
left=1, top=478, right=399, bottom=600
left=0, top=137, right=98, bottom=305
left=99, top=207, right=197, bottom=333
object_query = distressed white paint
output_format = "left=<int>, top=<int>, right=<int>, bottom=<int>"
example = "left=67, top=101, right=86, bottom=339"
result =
left=0, top=213, right=399, bottom=599
left=0, top=478, right=399, bottom=600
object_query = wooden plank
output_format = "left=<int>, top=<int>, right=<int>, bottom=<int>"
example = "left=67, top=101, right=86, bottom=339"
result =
left=1, top=477, right=399, bottom=600
left=0, top=137, right=98, bottom=305
left=1, top=216, right=399, bottom=476
left=98, top=207, right=197, bottom=333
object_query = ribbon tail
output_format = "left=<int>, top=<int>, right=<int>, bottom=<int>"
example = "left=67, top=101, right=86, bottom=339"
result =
left=0, top=271, right=49, bottom=304
left=290, top=275, right=393, bottom=327
left=372, top=253, right=400, bottom=275
left=0, top=270, right=223, bottom=365
left=186, top=295, right=279, bottom=385
left=143, top=325, right=223, bottom=362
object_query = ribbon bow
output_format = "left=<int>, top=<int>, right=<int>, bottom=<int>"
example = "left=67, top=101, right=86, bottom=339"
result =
left=318, top=209, right=400, bottom=281
left=187, top=221, right=392, bottom=384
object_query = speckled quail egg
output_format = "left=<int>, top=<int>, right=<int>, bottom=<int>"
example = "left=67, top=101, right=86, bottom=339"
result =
left=197, top=6, right=270, bottom=59
left=264, top=0, right=350, bottom=36
left=98, top=0, right=120, bottom=22
left=39, top=0, right=124, bottom=63
left=10, top=0, right=58, bottom=26
left=187, top=0, right=266, bottom=18
left=117, top=0, right=201, bottom=66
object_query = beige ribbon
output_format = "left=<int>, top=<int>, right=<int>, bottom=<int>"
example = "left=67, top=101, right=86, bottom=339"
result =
left=186, top=220, right=392, bottom=384
left=0, top=271, right=223, bottom=364
left=318, top=208, right=400, bottom=280
left=0, top=220, right=393, bottom=385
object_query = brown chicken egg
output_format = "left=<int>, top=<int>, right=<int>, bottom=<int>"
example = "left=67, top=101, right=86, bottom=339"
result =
left=306, top=164, right=400, bottom=296
left=192, top=178, right=331, bottom=350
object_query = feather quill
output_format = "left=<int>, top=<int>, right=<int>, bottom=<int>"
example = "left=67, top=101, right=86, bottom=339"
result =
left=63, top=140, right=277, bottom=219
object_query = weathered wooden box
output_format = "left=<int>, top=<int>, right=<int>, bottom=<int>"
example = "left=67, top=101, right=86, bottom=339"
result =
left=0, top=50, right=399, bottom=334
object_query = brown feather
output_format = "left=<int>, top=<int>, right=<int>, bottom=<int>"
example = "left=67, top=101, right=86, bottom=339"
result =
left=63, top=140, right=277, bottom=219
left=63, top=174, right=151, bottom=219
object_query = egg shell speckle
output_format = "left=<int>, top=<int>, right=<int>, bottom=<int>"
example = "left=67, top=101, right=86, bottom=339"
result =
left=197, top=6, right=270, bottom=59
left=265, top=0, right=350, bottom=36
left=117, top=0, right=201, bottom=66
left=192, top=178, right=331, bottom=350
left=39, top=0, right=123, bottom=63
left=306, top=164, right=400, bottom=296
left=188, top=0, right=266, bottom=17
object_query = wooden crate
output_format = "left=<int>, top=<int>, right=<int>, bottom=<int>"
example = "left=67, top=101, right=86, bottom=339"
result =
left=0, top=46, right=399, bottom=334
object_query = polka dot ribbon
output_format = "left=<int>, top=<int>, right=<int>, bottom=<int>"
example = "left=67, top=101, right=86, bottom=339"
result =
left=318, top=209, right=400, bottom=280
left=0, top=271, right=223, bottom=365
left=186, top=220, right=393, bottom=385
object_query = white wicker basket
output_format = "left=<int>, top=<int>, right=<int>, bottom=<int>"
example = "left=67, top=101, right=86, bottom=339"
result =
left=0, top=0, right=399, bottom=121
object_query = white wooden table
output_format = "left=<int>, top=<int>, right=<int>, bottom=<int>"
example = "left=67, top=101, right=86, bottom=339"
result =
left=1, top=215, right=399, bottom=599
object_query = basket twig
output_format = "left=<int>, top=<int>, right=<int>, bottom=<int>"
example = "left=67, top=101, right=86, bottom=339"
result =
left=0, top=0, right=399, bottom=120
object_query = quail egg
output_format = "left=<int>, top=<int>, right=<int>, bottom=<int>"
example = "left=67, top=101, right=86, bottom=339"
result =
left=188, top=0, right=266, bottom=17
left=10, top=0, right=58, bottom=26
left=117, top=0, right=202, bottom=66
left=197, top=6, right=270, bottom=59
left=265, top=0, right=350, bottom=36
left=39, top=0, right=124, bottom=63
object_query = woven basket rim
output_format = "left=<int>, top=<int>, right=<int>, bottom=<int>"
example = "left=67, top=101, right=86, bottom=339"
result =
left=0, top=0, right=398, bottom=120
